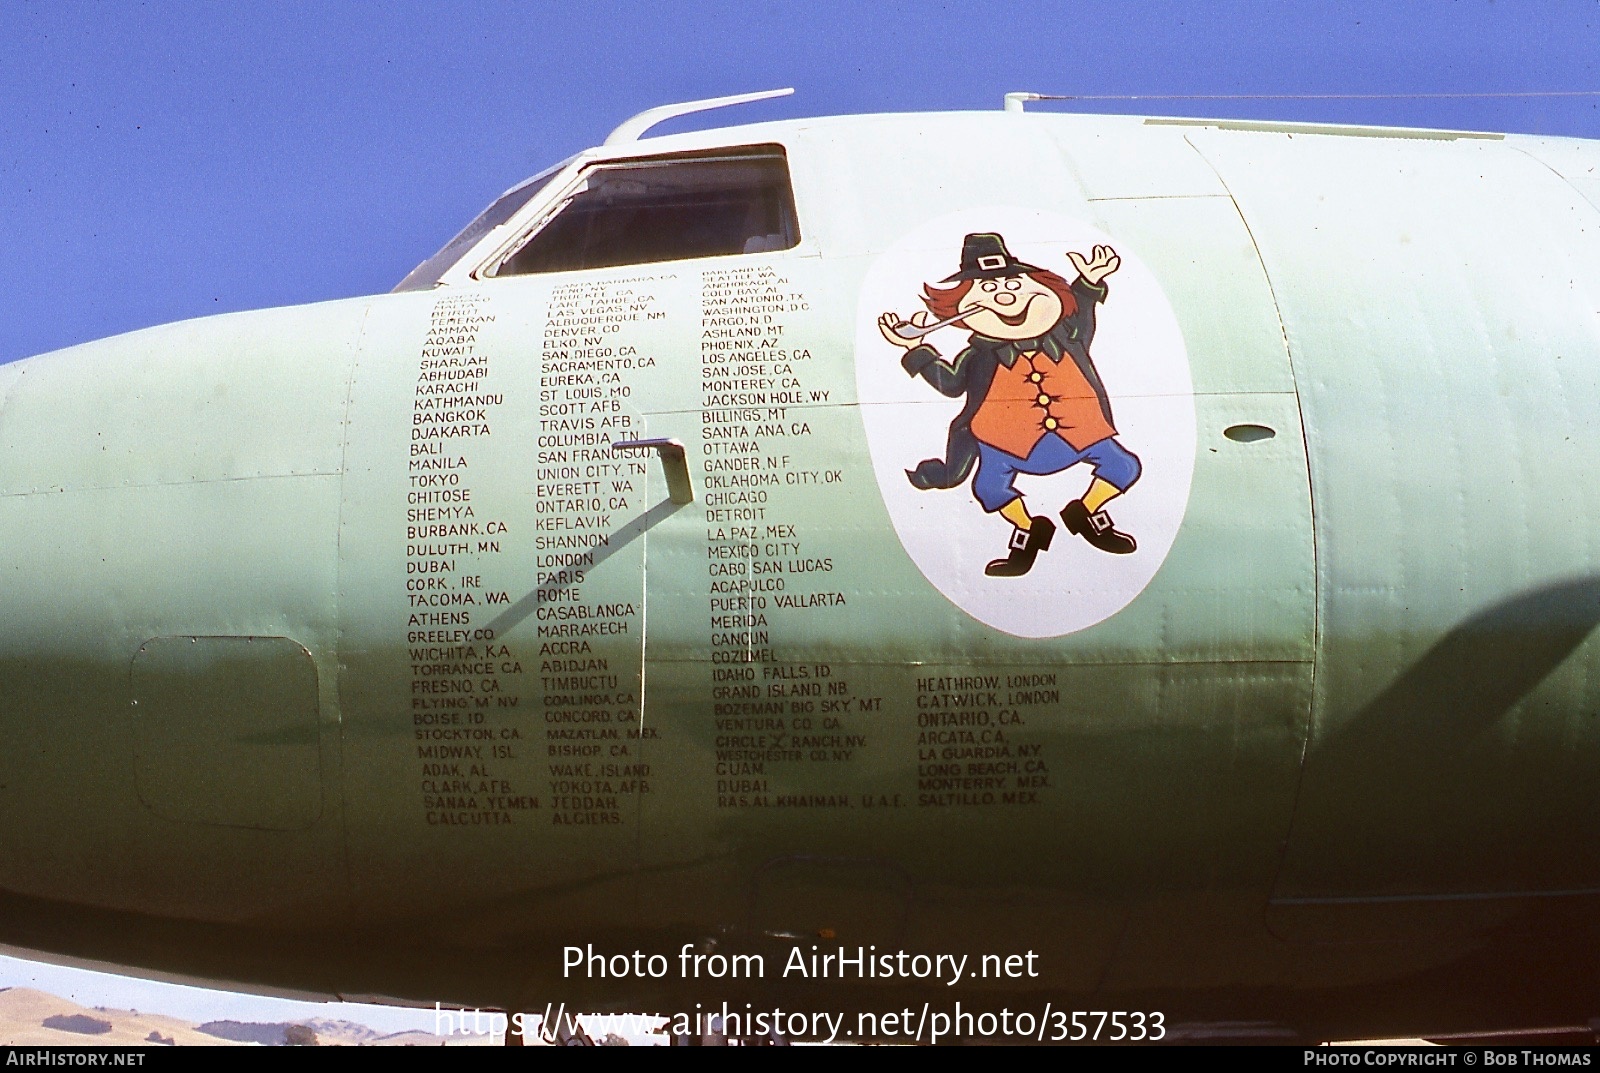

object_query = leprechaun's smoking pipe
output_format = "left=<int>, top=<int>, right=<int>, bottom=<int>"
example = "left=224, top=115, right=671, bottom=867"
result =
left=888, top=310, right=971, bottom=339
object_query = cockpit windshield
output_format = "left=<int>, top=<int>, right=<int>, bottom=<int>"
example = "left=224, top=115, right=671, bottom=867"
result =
left=391, top=158, right=572, bottom=292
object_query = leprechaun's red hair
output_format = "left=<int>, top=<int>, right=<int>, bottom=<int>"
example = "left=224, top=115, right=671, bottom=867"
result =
left=922, top=268, right=1078, bottom=327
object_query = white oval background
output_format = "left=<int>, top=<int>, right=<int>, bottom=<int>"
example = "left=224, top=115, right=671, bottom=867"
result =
left=854, top=208, right=1196, bottom=639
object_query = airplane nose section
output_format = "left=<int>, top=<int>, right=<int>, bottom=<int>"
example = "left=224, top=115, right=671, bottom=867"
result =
left=0, top=303, right=365, bottom=493
left=0, top=298, right=368, bottom=926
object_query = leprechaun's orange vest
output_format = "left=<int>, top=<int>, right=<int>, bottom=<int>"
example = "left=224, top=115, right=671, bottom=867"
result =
left=970, top=349, right=1116, bottom=457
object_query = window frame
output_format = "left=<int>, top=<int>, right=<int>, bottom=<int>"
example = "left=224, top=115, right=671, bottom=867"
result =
left=422, top=142, right=808, bottom=288
left=392, top=157, right=574, bottom=292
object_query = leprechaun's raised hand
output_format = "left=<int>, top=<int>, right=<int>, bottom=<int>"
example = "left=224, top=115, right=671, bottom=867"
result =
left=1068, top=245, right=1120, bottom=286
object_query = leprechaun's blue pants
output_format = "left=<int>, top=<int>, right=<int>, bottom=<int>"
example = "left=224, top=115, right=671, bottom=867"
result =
left=973, top=435, right=1141, bottom=512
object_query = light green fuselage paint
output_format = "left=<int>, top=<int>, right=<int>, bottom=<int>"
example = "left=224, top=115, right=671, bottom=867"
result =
left=1, top=109, right=1598, bottom=1038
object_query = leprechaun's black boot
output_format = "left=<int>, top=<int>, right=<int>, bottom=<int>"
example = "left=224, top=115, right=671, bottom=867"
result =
left=1061, top=499, right=1137, bottom=554
left=985, top=516, right=1055, bottom=577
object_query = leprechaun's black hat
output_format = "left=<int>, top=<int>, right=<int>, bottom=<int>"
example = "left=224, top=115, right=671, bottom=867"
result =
left=941, top=232, right=1042, bottom=282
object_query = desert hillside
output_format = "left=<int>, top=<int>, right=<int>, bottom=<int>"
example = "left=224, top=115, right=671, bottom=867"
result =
left=0, top=987, right=484, bottom=1046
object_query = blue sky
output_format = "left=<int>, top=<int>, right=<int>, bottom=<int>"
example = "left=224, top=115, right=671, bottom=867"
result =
left=1, top=0, right=1598, bottom=1035
left=4, top=0, right=1599, bottom=366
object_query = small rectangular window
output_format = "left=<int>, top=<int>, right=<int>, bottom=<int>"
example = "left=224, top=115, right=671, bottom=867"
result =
left=489, top=147, right=799, bottom=277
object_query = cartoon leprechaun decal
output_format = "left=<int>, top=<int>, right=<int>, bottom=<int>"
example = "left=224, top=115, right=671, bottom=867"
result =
left=878, top=232, right=1141, bottom=577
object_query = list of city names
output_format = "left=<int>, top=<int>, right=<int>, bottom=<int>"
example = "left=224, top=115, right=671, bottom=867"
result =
left=408, top=292, right=531, bottom=828
left=399, top=268, right=1057, bottom=832
left=535, top=278, right=655, bottom=826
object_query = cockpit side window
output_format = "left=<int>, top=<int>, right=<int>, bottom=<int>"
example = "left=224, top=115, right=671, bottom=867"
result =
left=486, top=146, right=798, bottom=277
left=391, top=164, right=568, bottom=292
